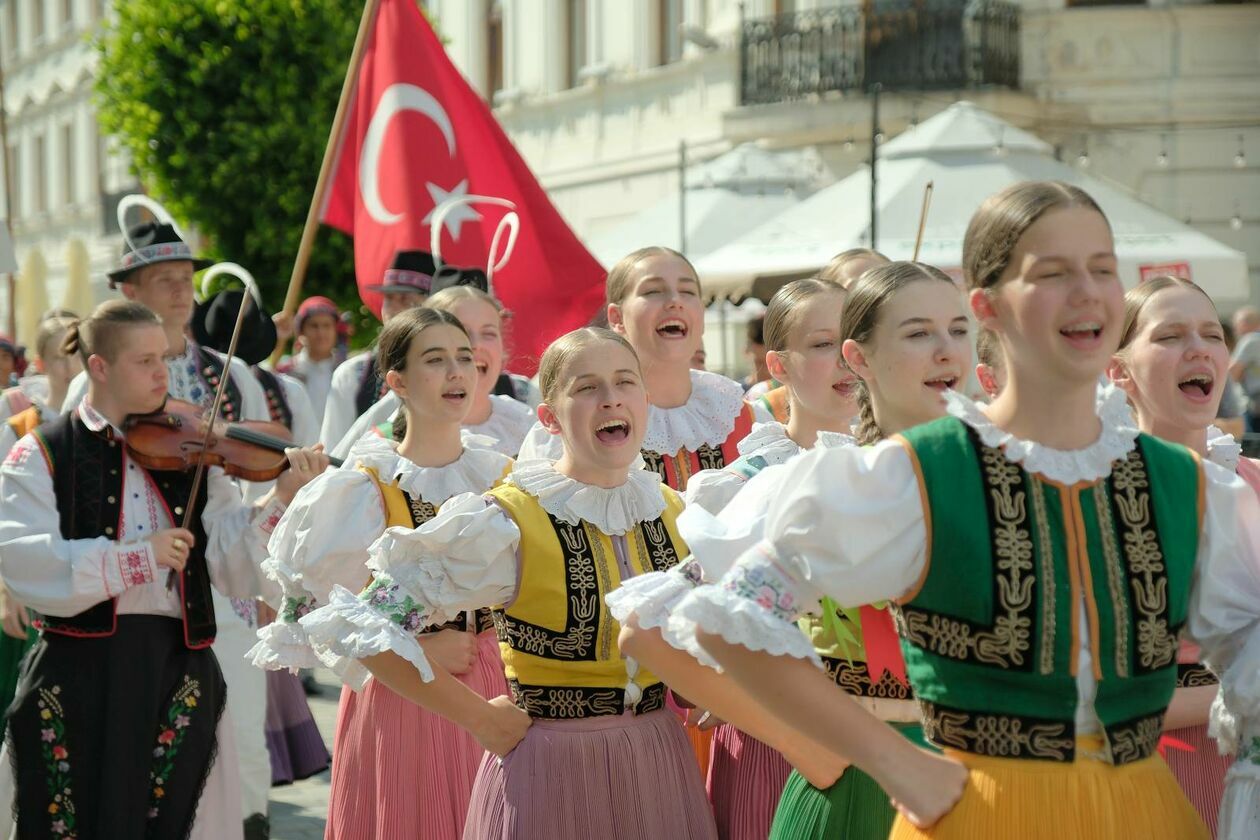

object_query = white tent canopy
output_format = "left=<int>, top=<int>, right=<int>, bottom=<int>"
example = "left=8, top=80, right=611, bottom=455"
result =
left=584, top=143, right=825, bottom=271
left=696, top=102, right=1249, bottom=304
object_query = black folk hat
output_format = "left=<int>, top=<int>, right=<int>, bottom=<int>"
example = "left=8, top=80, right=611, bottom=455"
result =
left=366, top=250, right=438, bottom=295
left=108, top=222, right=213, bottom=288
left=429, top=265, right=489, bottom=296
left=190, top=289, right=277, bottom=367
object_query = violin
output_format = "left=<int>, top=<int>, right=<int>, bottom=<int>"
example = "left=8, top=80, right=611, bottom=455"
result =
left=124, top=398, right=343, bottom=482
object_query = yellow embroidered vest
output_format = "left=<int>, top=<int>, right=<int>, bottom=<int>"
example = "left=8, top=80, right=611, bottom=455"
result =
left=486, top=482, right=687, bottom=719
left=361, top=463, right=509, bottom=634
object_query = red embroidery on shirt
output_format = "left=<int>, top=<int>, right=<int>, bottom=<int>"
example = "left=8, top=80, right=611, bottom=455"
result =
left=261, top=507, right=283, bottom=534
left=3, top=439, right=33, bottom=467
left=116, top=548, right=153, bottom=587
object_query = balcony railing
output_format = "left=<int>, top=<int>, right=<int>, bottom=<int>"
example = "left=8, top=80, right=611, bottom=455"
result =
left=739, top=0, right=1021, bottom=106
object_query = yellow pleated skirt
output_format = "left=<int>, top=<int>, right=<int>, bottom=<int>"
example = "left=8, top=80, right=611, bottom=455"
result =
left=889, top=736, right=1209, bottom=840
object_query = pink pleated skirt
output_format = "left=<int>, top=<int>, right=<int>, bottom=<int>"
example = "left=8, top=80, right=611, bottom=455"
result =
left=463, top=707, right=718, bottom=840
left=1163, top=724, right=1231, bottom=836
left=707, top=724, right=792, bottom=840
left=324, top=629, right=507, bottom=840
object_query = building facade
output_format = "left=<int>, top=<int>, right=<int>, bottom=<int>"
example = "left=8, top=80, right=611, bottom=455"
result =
left=428, top=0, right=1259, bottom=303
left=1, top=0, right=135, bottom=337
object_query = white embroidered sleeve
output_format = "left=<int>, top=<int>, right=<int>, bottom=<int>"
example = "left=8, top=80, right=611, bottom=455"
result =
left=0, top=435, right=161, bottom=615
left=247, top=468, right=385, bottom=670
left=671, top=439, right=927, bottom=669
left=1190, top=462, right=1260, bottom=723
left=300, top=492, right=520, bottom=685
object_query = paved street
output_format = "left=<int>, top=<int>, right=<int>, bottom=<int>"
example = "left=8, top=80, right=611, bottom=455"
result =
left=270, top=670, right=339, bottom=840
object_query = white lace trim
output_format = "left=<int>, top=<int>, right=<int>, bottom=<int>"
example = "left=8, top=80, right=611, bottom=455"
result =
left=347, top=434, right=511, bottom=506
left=465, top=395, right=536, bottom=457
left=506, top=459, right=666, bottom=535
left=732, top=422, right=857, bottom=469
left=943, top=384, right=1139, bottom=484
left=670, top=585, right=822, bottom=670
left=246, top=621, right=320, bottom=672
left=642, top=369, right=746, bottom=456
left=1207, top=425, right=1243, bottom=472
left=606, top=569, right=697, bottom=654
left=300, top=585, right=434, bottom=690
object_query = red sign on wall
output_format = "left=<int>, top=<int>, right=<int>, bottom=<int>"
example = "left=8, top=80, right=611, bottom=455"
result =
left=1139, top=262, right=1192, bottom=282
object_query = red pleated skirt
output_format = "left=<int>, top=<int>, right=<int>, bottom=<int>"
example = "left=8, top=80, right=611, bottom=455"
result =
left=707, top=724, right=792, bottom=840
left=324, top=629, right=507, bottom=840
left=1163, top=723, right=1231, bottom=836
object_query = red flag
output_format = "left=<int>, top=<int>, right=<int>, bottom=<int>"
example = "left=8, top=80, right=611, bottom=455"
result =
left=320, top=0, right=606, bottom=375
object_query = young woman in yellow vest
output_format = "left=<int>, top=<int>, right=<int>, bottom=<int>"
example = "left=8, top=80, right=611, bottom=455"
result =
left=659, top=181, right=1260, bottom=839
left=615, top=262, right=973, bottom=840
left=0, top=314, right=83, bottom=713
left=248, top=307, right=514, bottom=840
left=1107, top=275, right=1260, bottom=838
left=301, top=327, right=718, bottom=839
left=518, top=246, right=764, bottom=776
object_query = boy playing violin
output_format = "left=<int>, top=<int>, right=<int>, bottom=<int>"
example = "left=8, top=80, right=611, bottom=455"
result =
left=0, top=300, right=328, bottom=839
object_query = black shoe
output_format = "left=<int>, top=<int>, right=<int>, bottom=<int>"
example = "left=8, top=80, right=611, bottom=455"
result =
left=301, top=672, right=320, bottom=697
left=244, top=813, right=270, bottom=840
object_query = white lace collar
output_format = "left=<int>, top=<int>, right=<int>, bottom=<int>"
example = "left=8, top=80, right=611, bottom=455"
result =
left=942, top=383, right=1139, bottom=484
left=348, top=434, right=511, bottom=505
left=642, top=369, right=746, bottom=456
left=736, top=421, right=856, bottom=464
left=466, top=395, right=535, bottom=457
left=506, top=459, right=666, bottom=535
left=1206, top=425, right=1242, bottom=472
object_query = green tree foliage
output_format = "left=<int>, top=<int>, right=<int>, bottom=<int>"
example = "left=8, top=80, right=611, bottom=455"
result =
left=94, top=0, right=377, bottom=343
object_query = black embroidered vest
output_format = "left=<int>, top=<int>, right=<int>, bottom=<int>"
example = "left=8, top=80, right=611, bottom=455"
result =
left=33, top=412, right=217, bottom=648
left=196, top=347, right=243, bottom=422
left=253, top=366, right=294, bottom=430
left=354, top=351, right=384, bottom=417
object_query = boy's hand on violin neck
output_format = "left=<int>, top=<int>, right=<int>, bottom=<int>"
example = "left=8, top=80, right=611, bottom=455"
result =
left=275, top=445, right=332, bottom=505
left=151, top=528, right=196, bottom=573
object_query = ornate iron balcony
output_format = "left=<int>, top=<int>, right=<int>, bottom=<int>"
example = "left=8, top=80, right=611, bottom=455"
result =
left=739, top=0, right=1021, bottom=105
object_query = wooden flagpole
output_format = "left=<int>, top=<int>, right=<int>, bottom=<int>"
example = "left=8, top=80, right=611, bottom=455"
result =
left=270, top=0, right=382, bottom=365
left=0, top=50, right=17, bottom=339
left=912, top=180, right=934, bottom=262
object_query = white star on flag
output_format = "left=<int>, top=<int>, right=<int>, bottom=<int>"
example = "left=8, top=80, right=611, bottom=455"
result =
left=422, top=179, right=482, bottom=241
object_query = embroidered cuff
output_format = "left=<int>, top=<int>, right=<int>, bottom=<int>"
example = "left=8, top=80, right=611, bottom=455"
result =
left=670, top=542, right=822, bottom=670
left=105, top=541, right=158, bottom=596
left=606, top=561, right=702, bottom=654
left=300, top=584, right=435, bottom=689
left=254, top=497, right=287, bottom=537
left=280, top=594, right=317, bottom=624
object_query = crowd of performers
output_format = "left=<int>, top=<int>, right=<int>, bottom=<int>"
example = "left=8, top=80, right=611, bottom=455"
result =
left=1, top=179, right=1260, bottom=839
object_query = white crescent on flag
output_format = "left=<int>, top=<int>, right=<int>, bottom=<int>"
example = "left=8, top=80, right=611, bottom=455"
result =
left=359, top=83, right=456, bottom=225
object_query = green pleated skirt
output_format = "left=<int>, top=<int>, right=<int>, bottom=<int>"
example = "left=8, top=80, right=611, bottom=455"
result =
left=768, top=723, right=928, bottom=840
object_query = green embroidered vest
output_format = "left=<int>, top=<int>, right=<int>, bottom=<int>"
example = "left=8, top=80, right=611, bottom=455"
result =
left=895, top=417, right=1202, bottom=765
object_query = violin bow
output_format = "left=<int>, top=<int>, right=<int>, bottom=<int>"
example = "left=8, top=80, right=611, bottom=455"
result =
left=166, top=263, right=266, bottom=590
left=912, top=180, right=934, bottom=262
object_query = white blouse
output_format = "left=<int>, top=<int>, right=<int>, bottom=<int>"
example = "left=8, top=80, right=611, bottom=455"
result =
left=298, top=460, right=669, bottom=688
left=666, top=387, right=1260, bottom=738
left=330, top=391, right=536, bottom=460
left=0, top=402, right=285, bottom=619
left=684, top=422, right=856, bottom=515
left=248, top=434, right=511, bottom=680
left=517, top=368, right=770, bottom=462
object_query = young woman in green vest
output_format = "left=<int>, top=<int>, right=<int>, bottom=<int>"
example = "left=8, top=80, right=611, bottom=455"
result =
left=614, top=262, right=972, bottom=840
left=658, top=180, right=1260, bottom=839
left=301, top=327, right=718, bottom=838
left=248, top=307, right=518, bottom=840
left=1108, top=274, right=1260, bottom=838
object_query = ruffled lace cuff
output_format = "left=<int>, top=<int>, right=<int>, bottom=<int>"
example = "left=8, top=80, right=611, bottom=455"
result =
left=300, top=584, right=435, bottom=689
left=670, top=545, right=821, bottom=670
left=247, top=620, right=319, bottom=672
left=606, top=560, right=704, bottom=652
